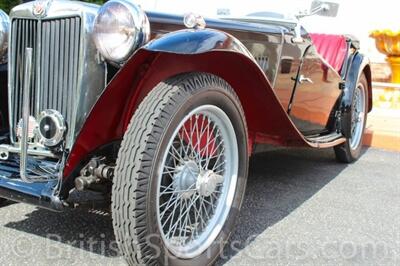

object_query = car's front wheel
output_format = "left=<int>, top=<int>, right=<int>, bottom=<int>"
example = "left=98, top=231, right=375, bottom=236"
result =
left=112, top=73, right=249, bottom=265
left=335, top=74, right=368, bottom=163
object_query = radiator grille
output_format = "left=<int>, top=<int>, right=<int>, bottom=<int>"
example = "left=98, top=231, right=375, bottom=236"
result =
left=255, top=56, right=269, bottom=72
left=10, top=17, right=81, bottom=140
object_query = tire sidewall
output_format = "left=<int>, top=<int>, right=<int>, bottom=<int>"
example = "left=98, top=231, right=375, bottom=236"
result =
left=349, top=76, right=368, bottom=158
left=146, top=85, right=248, bottom=265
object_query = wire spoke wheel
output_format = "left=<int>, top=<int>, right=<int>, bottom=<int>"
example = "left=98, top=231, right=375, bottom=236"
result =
left=157, top=105, right=238, bottom=258
left=350, top=84, right=366, bottom=150
left=112, top=74, right=248, bottom=265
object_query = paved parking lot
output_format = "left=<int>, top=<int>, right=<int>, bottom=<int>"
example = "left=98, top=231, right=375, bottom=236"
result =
left=0, top=147, right=399, bottom=265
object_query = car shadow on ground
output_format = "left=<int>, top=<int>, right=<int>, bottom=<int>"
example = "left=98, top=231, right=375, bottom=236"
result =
left=216, top=147, right=369, bottom=264
left=4, top=206, right=118, bottom=257
left=3, top=147, right=367, bottom=261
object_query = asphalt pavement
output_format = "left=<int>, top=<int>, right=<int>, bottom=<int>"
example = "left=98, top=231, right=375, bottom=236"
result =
left=0, top=147, right=399, bottom=265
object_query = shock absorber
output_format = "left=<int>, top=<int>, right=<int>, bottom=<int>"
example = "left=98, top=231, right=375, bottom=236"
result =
left=74, top=157, right=114, bottom=191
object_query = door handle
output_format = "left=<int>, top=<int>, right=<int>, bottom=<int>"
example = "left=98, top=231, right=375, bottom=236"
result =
left=299, top=75, right=313, bottom=84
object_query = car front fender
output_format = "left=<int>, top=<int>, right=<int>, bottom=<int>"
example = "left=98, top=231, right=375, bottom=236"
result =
left=340, top=52, right=372, bottom=137
left=62, top=30, right=322, bottom=184
left=144, top=28, right=255, bottom=59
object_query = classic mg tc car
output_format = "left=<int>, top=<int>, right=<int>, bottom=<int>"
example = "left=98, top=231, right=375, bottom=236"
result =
left=0, top=0, right=371, bottom=264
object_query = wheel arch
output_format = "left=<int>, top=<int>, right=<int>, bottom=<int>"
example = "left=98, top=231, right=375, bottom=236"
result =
left=362, top=63, right=373, bottom=112
left=341, top=52, right=373, bottom=113
left=63, top=32, right=307, bottom=179
left=339, top=52, right=372, bottom=138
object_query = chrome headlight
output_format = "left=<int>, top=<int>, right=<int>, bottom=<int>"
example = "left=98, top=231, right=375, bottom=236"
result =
left=93, top=0, right=150, bottom=63
left=0, top=9, right=10, bottom=63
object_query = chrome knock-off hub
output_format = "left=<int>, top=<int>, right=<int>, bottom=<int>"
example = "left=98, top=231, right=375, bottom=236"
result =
left=173, top=161, right=224, bottom=199
left=196, top=170, right=224, bottom=197
left=173, top=160, right=199, bottom=199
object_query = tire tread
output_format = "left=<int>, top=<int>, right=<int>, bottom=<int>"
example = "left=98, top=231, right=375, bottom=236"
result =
left=112, top=73, right=244, bottom=265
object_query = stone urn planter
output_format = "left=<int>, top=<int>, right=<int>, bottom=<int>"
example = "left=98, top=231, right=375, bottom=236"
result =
left=370, top=30, right=400, bottom=109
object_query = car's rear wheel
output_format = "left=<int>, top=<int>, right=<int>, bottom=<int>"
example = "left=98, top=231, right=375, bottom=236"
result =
left=334, top=74, right=368, bottom=163
left=112, top=73, right=249, bottom=265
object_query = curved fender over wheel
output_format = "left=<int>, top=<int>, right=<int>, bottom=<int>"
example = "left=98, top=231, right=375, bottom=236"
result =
left=63, top=51, right=309, bottom=181
left=340, top=52, right=372, bottom=138
left=112, top=73, right=249, bottom=265
left=63, top=29, right=333, bottom=183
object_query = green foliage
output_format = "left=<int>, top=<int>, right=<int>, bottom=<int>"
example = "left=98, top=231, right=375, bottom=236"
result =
left=0, top=0, right=107, bottom=14
left=83, top=0, right=107, bottom=5
left=0, top=0, right=22, bottom=14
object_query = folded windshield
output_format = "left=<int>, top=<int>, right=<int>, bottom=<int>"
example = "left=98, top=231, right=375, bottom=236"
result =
left=136, top=0, right=311, bottom=19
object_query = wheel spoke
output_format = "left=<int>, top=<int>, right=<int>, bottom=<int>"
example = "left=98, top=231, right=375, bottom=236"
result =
left=160, top=188, right=197, bottom=195
left=161, top=194, right=181, bottom=229
left=212, top=159, right=226, bottom=172
left=156, top=105, right=239, bottom=257
left=206, top=133, right=223, bottom=169
left=203, top=196, right=217, bottom=211
left=168, top=194, right=201, bottom=238
left=192, top=196, right=204, bottom=236
left=167, top=197, right=184, bottom=239
left=160, top=182, right=195, bottom=221
left=199, top=195, right=211, bottom=221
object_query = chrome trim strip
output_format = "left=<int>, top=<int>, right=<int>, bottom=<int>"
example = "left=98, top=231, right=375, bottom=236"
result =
left=20, top=47, right=32, bottom=183
left=35, top=19, right=42, bottom=117
left=0, top=144, right=58, bottom=159
left=7, top=15, right=15, bottom=144
left=223, top=16, right=298, bottom=29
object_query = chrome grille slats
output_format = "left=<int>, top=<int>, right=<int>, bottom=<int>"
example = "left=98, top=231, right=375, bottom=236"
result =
left=69, top=17, right=81, bottom=126
left=11, top=19, right=37, bottom=128
left=10, top=17, right=81, bottom=143
left=8, top=2, right=106, bottom=150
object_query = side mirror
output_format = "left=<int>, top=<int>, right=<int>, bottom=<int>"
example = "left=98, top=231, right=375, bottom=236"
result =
left=296, top=1, right=339, bottom=19
left=310, top=1, right=339, bottom=17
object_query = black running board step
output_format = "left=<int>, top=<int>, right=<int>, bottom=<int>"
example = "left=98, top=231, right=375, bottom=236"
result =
left=306, top=132, right=344, bottom=143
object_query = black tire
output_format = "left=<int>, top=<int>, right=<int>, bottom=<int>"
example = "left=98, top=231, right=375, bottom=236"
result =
left=334, top=74, right=368, bottom=163
left=112, top=73, right=249, bottom=265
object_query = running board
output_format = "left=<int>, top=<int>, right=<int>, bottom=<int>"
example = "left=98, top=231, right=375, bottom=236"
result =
left=306, top=132, right=346, bottom=148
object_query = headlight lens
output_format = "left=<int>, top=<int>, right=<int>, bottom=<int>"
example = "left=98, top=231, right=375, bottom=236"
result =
left=93, top=0, right=150, bottom=63
left=0, top=9, right=10, bottom=64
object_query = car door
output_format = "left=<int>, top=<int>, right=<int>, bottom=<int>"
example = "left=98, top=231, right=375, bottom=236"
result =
left=288, top=44, right=342, bottom=135
left=274, top=34, right=305, bottom=111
